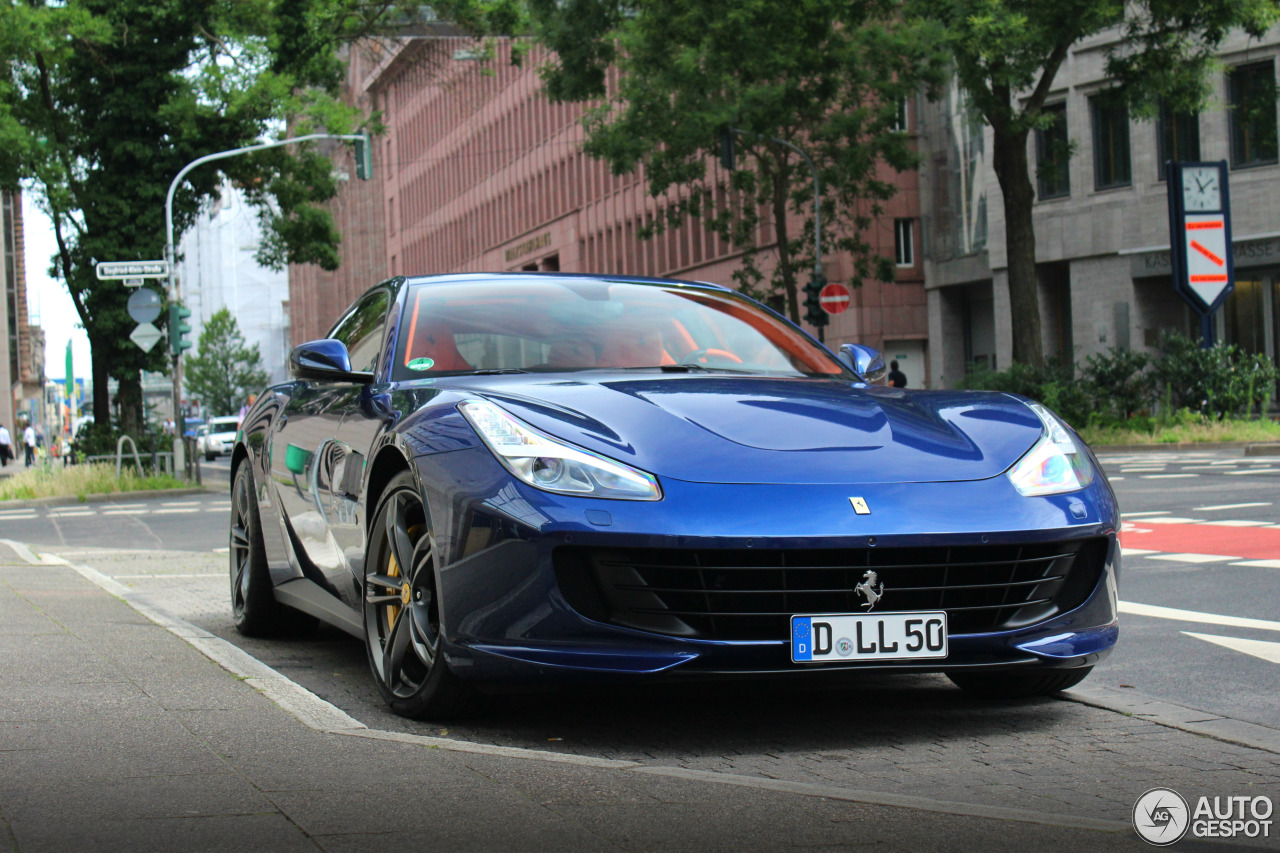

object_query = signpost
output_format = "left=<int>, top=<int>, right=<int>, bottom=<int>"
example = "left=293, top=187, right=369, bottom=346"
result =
left=126, top=287, right=165, bottom=353
left=1167, top=161, right=1233, bottom=346
left=819, top=282, right=851, bottom=316
left=95, top=260, right=168, bottom=281
left=128, top=323, right=163, bottom=353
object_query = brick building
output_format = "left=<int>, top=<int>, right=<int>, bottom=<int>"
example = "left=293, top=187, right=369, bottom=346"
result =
left=290, top=38, right=930, bottom=385
left=1, top=189, right=45, bottom=433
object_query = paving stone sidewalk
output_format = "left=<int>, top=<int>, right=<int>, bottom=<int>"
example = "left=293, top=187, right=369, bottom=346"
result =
left=5, top=548, right=1274, bottom=845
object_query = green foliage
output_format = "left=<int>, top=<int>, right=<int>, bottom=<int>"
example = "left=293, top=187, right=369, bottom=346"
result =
left=0, top=463, right=186, bottom=501
left=962, top=332, right=1279, bottom=431
left=1150, top=331, right=1278, bottom=419
left=958, top=359, right=1091, bottom=427
left=0, top=0, right=389, bottom=429
left=184, top=309, right=270, bottom=416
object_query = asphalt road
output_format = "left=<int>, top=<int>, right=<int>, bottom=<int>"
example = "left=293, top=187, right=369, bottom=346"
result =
left=2, top=448, right=1277, bottom=745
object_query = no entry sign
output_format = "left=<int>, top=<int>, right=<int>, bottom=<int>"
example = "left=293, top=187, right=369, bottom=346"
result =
left=819, top=282, right=851, bottom=315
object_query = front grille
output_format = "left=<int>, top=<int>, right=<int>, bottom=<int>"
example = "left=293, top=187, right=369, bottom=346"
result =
left=554, top=538, right=1108, bottom=640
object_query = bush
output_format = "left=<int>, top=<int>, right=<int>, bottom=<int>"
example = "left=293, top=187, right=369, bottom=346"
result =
left=74, top=420, right=173, bottom=461
left=1150, top=331, right=1277, bottom=419
left=958, top=359, right=1092, bottom=428
left=1079, top=347, right=1153, bottom=420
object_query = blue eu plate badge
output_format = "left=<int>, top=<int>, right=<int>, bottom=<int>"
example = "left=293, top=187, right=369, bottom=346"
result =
left=792, top=617, right=813, bottom=661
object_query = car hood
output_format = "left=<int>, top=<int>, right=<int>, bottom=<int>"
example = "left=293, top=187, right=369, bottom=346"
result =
left=457, top=375, right=1043, bottom=485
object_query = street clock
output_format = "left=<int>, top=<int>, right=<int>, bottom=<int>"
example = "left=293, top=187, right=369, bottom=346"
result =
left=1167, top=161, right=1233, bottom=324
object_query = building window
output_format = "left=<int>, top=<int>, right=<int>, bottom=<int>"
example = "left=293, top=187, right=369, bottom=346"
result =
left=892, top=97, right=909, bottom=132
left=1035, top=102, right=1070, bottom=200
left=894, top=218, right=914, bottom=267
left=1156, top=101, right=1200, bottom=180
left=1228, top=61, right=1278, bottom=169
left=1090, top=93, right=1131, bottom=190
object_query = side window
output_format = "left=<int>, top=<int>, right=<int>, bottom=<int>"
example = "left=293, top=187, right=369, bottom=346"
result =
left=329, top=289, right=390, bottom=375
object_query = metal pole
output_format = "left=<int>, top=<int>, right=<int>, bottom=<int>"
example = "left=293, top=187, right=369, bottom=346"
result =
left=164, top=133, right=363, bottom=477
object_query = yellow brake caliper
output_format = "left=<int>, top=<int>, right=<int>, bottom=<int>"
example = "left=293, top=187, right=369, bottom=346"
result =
left=385, top=524, right=426, bottom=632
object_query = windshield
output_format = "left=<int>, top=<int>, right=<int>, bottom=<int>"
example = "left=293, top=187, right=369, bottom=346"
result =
left=391, top=278, right=847, bottom=381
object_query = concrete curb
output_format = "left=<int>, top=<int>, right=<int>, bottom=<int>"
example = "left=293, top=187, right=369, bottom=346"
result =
left=1064, top=686, right=1280, bottom=755
left=0, top=485, right=220, bottom=510
left=1092, top=441, right=1255, bottom=454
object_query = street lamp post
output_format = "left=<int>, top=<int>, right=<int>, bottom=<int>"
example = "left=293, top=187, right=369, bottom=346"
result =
left=164, top=132, right=366, bottom=476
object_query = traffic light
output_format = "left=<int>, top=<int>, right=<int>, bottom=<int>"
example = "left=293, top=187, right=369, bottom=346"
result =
left=354, top=131, right=372, bottom=180
left=168, top=305, right=193, bottom=355
left=719, top=128, right=736, bottom=171
left=804, top=274, right=828, bottom=329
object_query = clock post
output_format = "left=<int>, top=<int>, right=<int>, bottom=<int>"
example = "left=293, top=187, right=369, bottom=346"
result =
left=1167, top=161, right=1234, bottom=347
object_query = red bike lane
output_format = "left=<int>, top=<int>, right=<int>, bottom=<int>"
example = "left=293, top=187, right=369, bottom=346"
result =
left=1120, top=521, right=1280, bottom=560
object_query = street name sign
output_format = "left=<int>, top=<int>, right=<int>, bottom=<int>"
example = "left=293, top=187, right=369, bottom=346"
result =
left=819, top=282, right=851, bottom=315
left=126, top=287, right=163, bottom=324
left=96, top=260, right=168, bottom=280
left=129, top=322, right=163, bottom=353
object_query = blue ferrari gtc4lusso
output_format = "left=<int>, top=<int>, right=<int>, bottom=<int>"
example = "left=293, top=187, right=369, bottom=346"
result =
left=229, top=273, right=1119, bottom=718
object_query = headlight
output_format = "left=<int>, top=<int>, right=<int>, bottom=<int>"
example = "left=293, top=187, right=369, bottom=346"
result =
left=1007, top=403, right=1095, bottom=496
left=459, top=399, right=662, bottom=501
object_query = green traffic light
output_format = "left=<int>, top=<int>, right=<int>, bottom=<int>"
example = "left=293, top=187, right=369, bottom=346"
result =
left=169, top=304, right=194, bottom=355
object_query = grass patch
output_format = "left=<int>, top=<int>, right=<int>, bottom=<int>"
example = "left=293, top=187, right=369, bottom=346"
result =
left=0, top=463, right=188, bottom=501
left=1080, top=418, right=1280, bottom=446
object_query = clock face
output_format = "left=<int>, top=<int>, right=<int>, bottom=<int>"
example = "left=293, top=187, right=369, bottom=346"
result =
left=1182, top=166, right=1222, bottom=212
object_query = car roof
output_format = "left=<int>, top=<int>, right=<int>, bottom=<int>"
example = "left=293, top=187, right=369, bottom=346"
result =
left=398, top=271, right=731, bottom=293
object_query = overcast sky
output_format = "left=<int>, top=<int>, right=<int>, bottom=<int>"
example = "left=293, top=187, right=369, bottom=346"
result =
left=22, top=190, right=94, bottom=383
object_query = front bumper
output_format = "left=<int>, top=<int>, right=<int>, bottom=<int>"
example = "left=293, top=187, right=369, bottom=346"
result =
left=415, top=448, right=1120, bottom=685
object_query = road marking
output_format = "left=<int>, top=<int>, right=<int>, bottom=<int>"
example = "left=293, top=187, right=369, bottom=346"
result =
left=0, top=513, right=37, bottom=520
left=1226, top=469, right=1280, bottom=475
left=1121, top=548, right=1159, bottom=556
left=1195, top=502, right=1272, bottom=511
left=152, top=508, right=200, bottom=514
left=1231, top=559, right=1280, bottom=569
left=1138, top=516, right=1201, bottom=524
left=1120, top=467, right=1166, bottom=473
left=1123, top=511, right=1170, bottom=518
left=1200, top=520, right=1272, bottom=527
left=161, top=501, right=203, bottom=507
left=1146, top=553, right=1233, bottom=563
left=1184, top=632, right=1280, bottom=665
left=1119, top=600, right=1280, bottom=633
left=102, top=509, right=149, bottom=515
left=1141, top=474, right=1198, bottom=479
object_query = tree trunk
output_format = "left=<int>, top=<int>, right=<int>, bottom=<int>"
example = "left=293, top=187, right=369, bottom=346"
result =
left=117, top=375, right=144, bottom=439
left=991, top=126, right=1045, bottom=368
left=91, top=339, right=111, bottom=427
left=769, top=153, right=799, bottom=324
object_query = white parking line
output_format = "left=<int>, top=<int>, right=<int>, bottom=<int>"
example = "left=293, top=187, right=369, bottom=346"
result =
left=1119, top=600, right=1280, bottom=632
left=1226, top=469, right=1280, bottom=475
left=1122, top=511, right=1170, bottom=518
left=1200, top=520, right=1272, bottom=527
left=112, top=572, right=225, bottom=579
left=1139, top=517, right=1201, bottom=524
left=152, top=508, right=200, bottom=514
left=1195, top=502, right=1272, bottom=511
left=1141, top=474, right=1198, bottom=479
left=161, top=501, right=203, bottom=507
left=0, top=513, right=37, bottom=521
left=1231, top=559, right=1280, bottom=569
left=1146, top=553, right=1233, bottom=563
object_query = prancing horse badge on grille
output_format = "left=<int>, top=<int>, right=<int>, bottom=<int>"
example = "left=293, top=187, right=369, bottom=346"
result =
left=849, top=497, right=870, bottom=515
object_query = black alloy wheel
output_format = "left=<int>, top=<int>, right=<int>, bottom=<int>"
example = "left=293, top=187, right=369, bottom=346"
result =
left=364, top=470, right=477, bottom=719
left=230, top=462, right=315, bottom=636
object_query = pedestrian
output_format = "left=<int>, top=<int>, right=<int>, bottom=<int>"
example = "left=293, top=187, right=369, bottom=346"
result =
left=22, top=422, right=36, bottom=467
left=237, top=393, right=257, bottom=426
left=0, top=423, right=10, bottom=467
left=887, top=359, right=908, bottom=388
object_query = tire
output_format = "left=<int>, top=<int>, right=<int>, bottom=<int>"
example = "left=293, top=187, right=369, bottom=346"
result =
left=364, top=470, right=479, bottom=719
left=229, top=462, right=316, bottom=637
left=947, top=666, right=1093, bottom=700
left=206, top=452, right=216, bottom=462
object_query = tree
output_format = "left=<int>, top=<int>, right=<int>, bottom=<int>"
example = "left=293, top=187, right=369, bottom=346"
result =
left=910, top=0, right=1279, bottom=367
left=0, top=0, right=396, bottom=436
left=437, top=0, right=944, bottom=322
left=184, top=309, right=270, bottom=417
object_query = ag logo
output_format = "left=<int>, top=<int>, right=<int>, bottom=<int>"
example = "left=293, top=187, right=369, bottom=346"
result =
left=1133, top=787, right=1190, bottom=846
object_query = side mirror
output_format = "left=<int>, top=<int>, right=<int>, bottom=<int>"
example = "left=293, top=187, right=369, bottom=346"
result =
left=289, top=339, right=375, bottom=383
left=839, top=343, right=888, bottom=386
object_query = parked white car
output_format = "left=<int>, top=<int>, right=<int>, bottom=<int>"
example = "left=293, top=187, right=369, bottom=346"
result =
left=196, top=416, right=240, bottom=461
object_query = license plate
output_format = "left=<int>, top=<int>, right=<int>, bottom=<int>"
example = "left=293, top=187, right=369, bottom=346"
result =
left=791, top=612, right=948, bottom=662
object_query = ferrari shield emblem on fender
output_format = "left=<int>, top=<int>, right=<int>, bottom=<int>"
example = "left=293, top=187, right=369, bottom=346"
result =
left=849, top=497, right=870, bottom=515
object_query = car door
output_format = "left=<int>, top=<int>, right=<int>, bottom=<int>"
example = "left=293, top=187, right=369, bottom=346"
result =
left=268, top=286, right=391, bottom=609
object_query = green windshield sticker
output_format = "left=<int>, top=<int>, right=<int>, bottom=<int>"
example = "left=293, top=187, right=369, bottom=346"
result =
left=407, top=357, right=435, bottom=371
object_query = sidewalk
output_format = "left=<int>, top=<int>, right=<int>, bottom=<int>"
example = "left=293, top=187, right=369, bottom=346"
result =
left=0, top=544, right=1217, bottom=852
